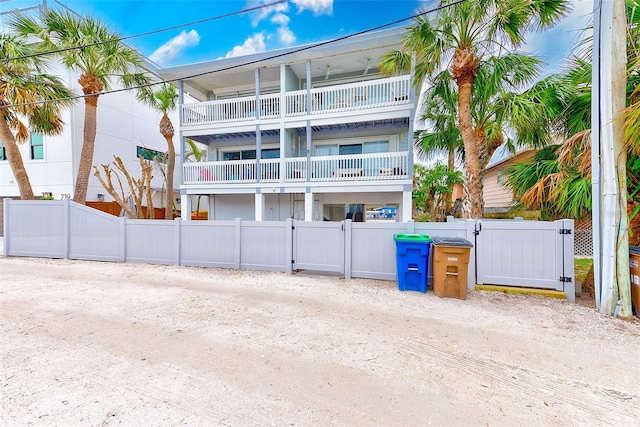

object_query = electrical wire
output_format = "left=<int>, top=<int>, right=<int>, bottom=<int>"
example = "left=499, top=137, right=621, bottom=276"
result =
left=1, top=0, right=466, bottom=109
left=1, top=0, right=290, bottom=63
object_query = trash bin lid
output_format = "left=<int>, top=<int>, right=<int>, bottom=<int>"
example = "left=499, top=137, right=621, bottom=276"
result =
left=631, top=246, right=640, bottom=256
left=431, top=236, right=473, bottom=247
left=394, top=234, right=431, bottom=242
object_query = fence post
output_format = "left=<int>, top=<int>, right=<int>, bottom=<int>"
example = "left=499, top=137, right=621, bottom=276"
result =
left=63, top=199, right=70, bottom=259
left=174, top=219, right=181, bottom=266
left=234, top=218, right=242, bottom=269
left=285, top=218, right=293, bottom=274
left=406, top=219, right=415, bottom=234
left=466, top=219, right=478, bottom=289
left=563, top=219, right=576, bottom=302
left=120, top=217, right=126, bottom=262
left=344, top=219, right=352, bottom=279
left=3, top=198, right=10, bottom=257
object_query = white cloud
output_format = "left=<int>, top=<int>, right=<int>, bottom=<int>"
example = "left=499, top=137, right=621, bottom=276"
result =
left=243, top=0, right=332, bottom=51
left=149, top=30, right=200, bottom=65
left=250, top=0, right=290, bottom=27
left=277, top=26, right=296, bottom=45
left=271, top=13, right=296, bottom=45
left=292, top=0, right=333, bottom=16
left=271, top=12, right=290, bottom=26
left=224, top=33, right=267, bottom=58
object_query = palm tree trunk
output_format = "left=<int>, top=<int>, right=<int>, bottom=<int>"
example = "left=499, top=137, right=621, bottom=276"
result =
left=445, top=148, right=455, bottom=213
left=0, top=120, right=35, bottom=200
left=457, top=75, right=483, bottom=218
left=163, top=135, right=175, bottom=219
left=74, top=100, right=98, bottom=204
left=161, top=115, right=175, bottom=220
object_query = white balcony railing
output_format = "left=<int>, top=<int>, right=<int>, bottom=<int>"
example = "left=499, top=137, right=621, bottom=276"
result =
left=182, top=75, right=411, bottom=127
left=183, top=152, right=408, bottom=185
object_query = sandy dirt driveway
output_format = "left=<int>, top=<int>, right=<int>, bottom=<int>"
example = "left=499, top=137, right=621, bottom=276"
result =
left=1, top=256, right=639, bottom=426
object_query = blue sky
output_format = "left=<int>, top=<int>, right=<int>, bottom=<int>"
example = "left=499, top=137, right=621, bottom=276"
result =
left=2, top=0, right=593, bottom=71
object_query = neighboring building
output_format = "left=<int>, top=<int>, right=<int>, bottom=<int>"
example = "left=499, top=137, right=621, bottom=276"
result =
left=0, top=1, right=179, bottom=215
left=483, top=147, right=535, bottom=214
left=158, top=27, right=416, bottom=222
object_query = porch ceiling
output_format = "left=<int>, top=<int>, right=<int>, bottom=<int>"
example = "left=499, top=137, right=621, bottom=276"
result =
left=189, top=118, right=409, bottom=145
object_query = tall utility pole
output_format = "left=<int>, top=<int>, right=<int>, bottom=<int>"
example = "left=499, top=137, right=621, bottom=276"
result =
left=592, top=0, right=632, bottom=318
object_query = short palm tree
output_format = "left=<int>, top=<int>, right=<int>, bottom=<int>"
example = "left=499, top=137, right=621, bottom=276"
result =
left=11, top=10, right=152, bottom=204
left=380, top=0, right=570, bottom=217
left=415, top=70, right=463, bottom=173
left=0, top=34, right=74, bottom=199
left=137, top=83, right=178, bottom=219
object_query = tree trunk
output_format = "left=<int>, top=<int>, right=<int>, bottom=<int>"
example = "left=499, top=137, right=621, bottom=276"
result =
left=74, top=74, right=103, bottom=205
left=73, top=100, right=98, bottom=204
left=0, top=120, right=35, bottom=200
left=445, top=148, right=455, bottom=213
left=456, top=75, right=483, bottom=218
left=161, top=114, right=175, bottom=220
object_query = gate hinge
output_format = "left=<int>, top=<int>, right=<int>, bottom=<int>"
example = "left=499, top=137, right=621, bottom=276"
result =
left=292, top=259, right=295, bottom=264
left=292, top=225, right=295, bottom=230
left=558, top=229, right=572, bottom=235
left=559, top=276, right=572, bottom=283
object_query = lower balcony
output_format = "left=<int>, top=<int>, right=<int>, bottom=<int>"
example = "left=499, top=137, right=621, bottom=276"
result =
left=183, top=152, right=409, bottom=185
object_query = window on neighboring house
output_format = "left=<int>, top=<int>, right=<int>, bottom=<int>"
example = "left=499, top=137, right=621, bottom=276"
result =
left=0, top=139, right=6, bottom=161
left=30, top=132, right=44, bottom=160
left=137, top=146, right=167, bottom=162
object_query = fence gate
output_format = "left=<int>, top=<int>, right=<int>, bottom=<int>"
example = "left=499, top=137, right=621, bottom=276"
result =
left=474, top=219, right=574, bottom=294
left=292, top=220, right=344, bottom=273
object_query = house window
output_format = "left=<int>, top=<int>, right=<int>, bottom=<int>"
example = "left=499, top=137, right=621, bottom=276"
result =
left=0, top=139, right=6, bottom=161
left=222, top=149, right=279, bottom=161
left=137, top=146, right=166, bottom=162
left=30, top=132, right=44, bottom=160
left=363, top=141, right=389, bottom=154
left=261, top=148, right=280, bottom=159
left=314, top=144, right=338, bottom=157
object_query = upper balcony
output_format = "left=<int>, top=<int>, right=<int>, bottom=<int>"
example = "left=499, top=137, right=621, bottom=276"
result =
left=183, top=151, right=409, bottom=187
left=181, top=75, right=411, bottom=128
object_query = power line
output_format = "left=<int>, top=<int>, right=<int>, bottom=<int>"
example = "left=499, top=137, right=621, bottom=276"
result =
left=1, top=0, right=466, bottom=110
left=1, top=0, right=290, bottom=63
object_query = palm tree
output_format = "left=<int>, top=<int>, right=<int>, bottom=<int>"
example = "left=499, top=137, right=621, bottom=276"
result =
left=137, top=83, right=178, bottom=219
left=415, top=70, right=462, bottom=173
left=380, top=0, right=570, bottom=217
left=623, top=0, right=640, bottom=153
left=11, top=10, right=152, bottom=204
left=0, top=34, right=74, bottom=199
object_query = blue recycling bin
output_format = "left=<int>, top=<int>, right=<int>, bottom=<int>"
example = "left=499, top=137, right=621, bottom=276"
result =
left=394, top=234, right=431, bottom=293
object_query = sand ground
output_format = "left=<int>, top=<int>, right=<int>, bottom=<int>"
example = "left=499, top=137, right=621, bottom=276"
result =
left=1, top=255, right=639, bottom=426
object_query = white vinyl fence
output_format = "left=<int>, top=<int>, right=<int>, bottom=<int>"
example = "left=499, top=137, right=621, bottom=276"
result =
left=3, top=200, right=575, bottom=301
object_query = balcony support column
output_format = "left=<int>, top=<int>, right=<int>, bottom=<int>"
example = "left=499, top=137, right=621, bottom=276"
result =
left=180, top=193, right=191, bottom=221
left=402, top=187, right=412, bottom=223
left=255, top=191, right=265, bottom=222
left=304, top=190, right=313, bottom=222
left=306, top=121, right=312, bottom=182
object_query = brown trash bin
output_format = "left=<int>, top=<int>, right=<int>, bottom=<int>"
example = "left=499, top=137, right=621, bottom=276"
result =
left=431, top=236, right=473, bottom=300
left=630, top=246, right=640, bottom=318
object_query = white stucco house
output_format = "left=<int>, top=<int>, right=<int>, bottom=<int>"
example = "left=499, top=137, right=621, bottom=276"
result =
left=158, top=27, right=416, bottom=222
left=0, top=1, right=180, bottom=220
